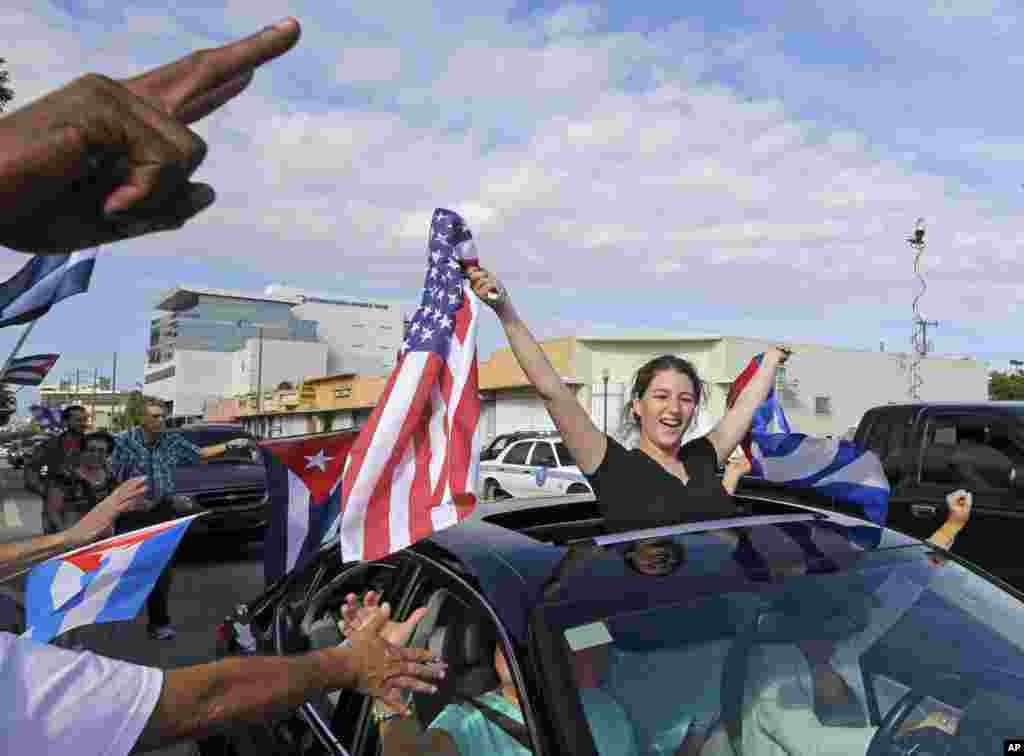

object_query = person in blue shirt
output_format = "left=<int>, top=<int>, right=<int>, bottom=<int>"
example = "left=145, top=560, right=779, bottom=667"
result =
left=110, top=396, right=255, bottom=640
left=343, top=591, right=638, bottom=756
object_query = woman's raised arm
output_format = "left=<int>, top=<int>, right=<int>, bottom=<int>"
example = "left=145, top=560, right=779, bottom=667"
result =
left=469, top=268, right=607, bottom=474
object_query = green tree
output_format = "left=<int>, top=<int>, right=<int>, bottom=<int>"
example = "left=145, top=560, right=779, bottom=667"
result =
left=988, top=370, right=1024, bottom=400
left=0, top=59, right=13, bottom=113
left=113, top=390, right=146, bottom=430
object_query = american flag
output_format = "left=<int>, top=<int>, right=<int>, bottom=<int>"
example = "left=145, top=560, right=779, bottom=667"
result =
left=339, top=208, right=482, bottom=561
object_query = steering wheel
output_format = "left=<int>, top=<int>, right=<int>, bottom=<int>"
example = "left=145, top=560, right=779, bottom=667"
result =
left=865, top=689, right=926, bottom=756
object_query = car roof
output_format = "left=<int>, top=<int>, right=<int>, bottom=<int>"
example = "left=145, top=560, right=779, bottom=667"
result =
left=416, top=495, right=920, bottom=643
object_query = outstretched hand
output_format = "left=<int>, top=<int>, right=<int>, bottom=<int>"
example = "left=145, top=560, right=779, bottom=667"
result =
left=64, top=476, right=148, bottom=547
left=0, top=19, right=301, bottom=253
left=332, top=602, right=446, bottom=714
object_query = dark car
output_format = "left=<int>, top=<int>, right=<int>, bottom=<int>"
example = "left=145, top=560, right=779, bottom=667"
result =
left=201, top=493, right=1024, bottom=756
left=164, top=424, right=268, bottom=540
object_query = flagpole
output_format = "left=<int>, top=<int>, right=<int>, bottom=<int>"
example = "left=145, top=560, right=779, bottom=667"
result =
left=0, top=319, right=38, bottom=380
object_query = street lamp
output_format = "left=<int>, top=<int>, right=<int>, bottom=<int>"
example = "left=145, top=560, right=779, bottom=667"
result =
left=601, top=368, right=610, bottom=434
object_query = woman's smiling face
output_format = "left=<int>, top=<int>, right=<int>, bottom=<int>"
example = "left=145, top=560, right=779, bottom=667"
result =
left=633, top=368, right=696, bottom=453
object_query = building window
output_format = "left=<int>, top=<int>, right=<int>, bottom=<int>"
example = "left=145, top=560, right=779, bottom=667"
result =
left=815, top=396, right=832, bottom=415
left=145, top=366, right=176, bottom=383
left=775, top=367, right=787, bottom=389
left=335, top=386, right=352, bottom=399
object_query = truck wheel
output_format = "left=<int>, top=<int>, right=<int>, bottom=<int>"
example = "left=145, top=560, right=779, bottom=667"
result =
left=566, top=483, right=590, bottom=495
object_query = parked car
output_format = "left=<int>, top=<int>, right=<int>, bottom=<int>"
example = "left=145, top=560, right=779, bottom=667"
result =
left=734, top=401, right=1024, bottom=589
left=478, top=431, right=592, bottom=500
left=167, top=424, right=268, bottom=541
left=201, top=492, right=1024, bottom=756
left=9, top=436, right=48, bottom=469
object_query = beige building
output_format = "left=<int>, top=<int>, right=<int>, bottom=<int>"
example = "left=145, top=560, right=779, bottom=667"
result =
left=38, top=384, right=132, bottom=431
left=477, top=331, right=989, bottom=443
left=230, top=331, right=989, bottom=442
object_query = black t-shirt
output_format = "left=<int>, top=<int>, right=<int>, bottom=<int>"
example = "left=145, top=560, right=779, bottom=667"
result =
left=585, top=435, right=736, bottom=533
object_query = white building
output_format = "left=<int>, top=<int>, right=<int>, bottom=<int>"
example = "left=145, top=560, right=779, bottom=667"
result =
left=228, top=337, right=329, bottom=399
left=265, top=285, right=404, bottom=377
left=145, top=285, right=408, bottom=423
left=478, top=332, right=991, bottom=445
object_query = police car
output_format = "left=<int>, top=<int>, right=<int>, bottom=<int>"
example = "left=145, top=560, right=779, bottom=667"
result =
left=478, top=431, right=593, bottom=500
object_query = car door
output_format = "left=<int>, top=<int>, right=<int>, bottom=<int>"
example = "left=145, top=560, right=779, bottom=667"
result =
left=285, top=555, right=421, bottom=756
left=528, top=441, right=560, bottom=497
left=496, top=441, right=535, bottom=498
left=346, top=557, right=538, bottom=756
left=893, top=412, right=1019, bottom=581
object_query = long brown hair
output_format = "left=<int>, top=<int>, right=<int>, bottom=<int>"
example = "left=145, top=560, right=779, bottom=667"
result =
left=619, top=355, right=706, bottom=439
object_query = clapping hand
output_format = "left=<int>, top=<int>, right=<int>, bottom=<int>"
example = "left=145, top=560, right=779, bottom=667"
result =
left=340, top=590, right=428, bottom=648
left=334, top=601, right=446, bottom=714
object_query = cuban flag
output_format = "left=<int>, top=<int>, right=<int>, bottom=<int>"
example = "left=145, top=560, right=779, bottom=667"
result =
left=1, top=353, right=59, bottom=386
left=22, top=514, right=203, bottom=644
left=260, top=430, right=358, bottom=584
left=0, top=250, right=97, bottom=328
left=339, top=208, right=482, bottom=562
left=29, top=403, right=61, bottom=430
left=727, top=353, right=889, bottom=526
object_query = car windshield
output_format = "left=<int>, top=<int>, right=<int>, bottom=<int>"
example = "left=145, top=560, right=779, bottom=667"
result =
left=534, top=524, right=1024, bottom=756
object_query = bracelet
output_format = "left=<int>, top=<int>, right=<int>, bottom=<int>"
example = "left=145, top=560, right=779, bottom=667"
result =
left=374, top=702, right=403, bottom=724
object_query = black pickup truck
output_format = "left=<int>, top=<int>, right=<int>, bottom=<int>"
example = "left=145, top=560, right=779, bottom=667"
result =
left=735, top=401, right=1024, bottom=586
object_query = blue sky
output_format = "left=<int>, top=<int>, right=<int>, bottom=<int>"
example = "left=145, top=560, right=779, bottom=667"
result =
left=5, top=0, right=1024, bottom=414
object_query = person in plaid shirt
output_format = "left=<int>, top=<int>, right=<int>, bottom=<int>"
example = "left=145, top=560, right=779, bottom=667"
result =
left=110, top=397, right=255, bottom=640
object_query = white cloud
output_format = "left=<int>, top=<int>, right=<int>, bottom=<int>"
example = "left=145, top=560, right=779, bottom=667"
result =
left=334, top=46, right=402, bottom=83
left=8, top=1, right=1024, bottom=366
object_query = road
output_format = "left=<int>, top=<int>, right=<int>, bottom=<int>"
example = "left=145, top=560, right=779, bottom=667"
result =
left=0, top=461, right=265, bottom=756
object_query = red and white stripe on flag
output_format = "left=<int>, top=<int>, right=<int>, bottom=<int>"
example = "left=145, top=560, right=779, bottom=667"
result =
left=340, top=208, right=484, bottom=561
left=339, top=283, right=481, bottom=562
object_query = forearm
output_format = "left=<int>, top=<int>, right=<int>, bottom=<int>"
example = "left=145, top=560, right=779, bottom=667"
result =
left=200, top=443, right=227, bottom=459
left=722, top=468, right=742, bottom=495
left=734, top=354, right=782, bottom=417
left=137, top=648, right=351, bottom=750
left=0, top=531, right=73, bottom=580
left=496, top=304, right=571, bottom=402
left=927, top=521, right=963, bottom=550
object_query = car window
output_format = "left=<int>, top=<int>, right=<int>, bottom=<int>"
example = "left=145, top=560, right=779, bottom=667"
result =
left=502, top=441, right=532, bottom=466
left=921, top=416, right=1013, bottom=490
left=479, top=437, right=505, bottom=461
left=555, top=443, right=575, bottom=467
left=539, top=540, right=1024, bottom=756
left=531, top=442, right=557, bottom=468
left=294, top=560, right=412, bottom=752
left=374, top=573, right=533, bottom=756
left=865, top=414, right=893, bottom=459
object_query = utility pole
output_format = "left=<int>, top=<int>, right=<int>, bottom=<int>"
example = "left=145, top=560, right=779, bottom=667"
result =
left=92, top=367, right=98, bottom=429
left=112, top=351, right=118, bottom=429
left=907, top=218, right=937, bottom=400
